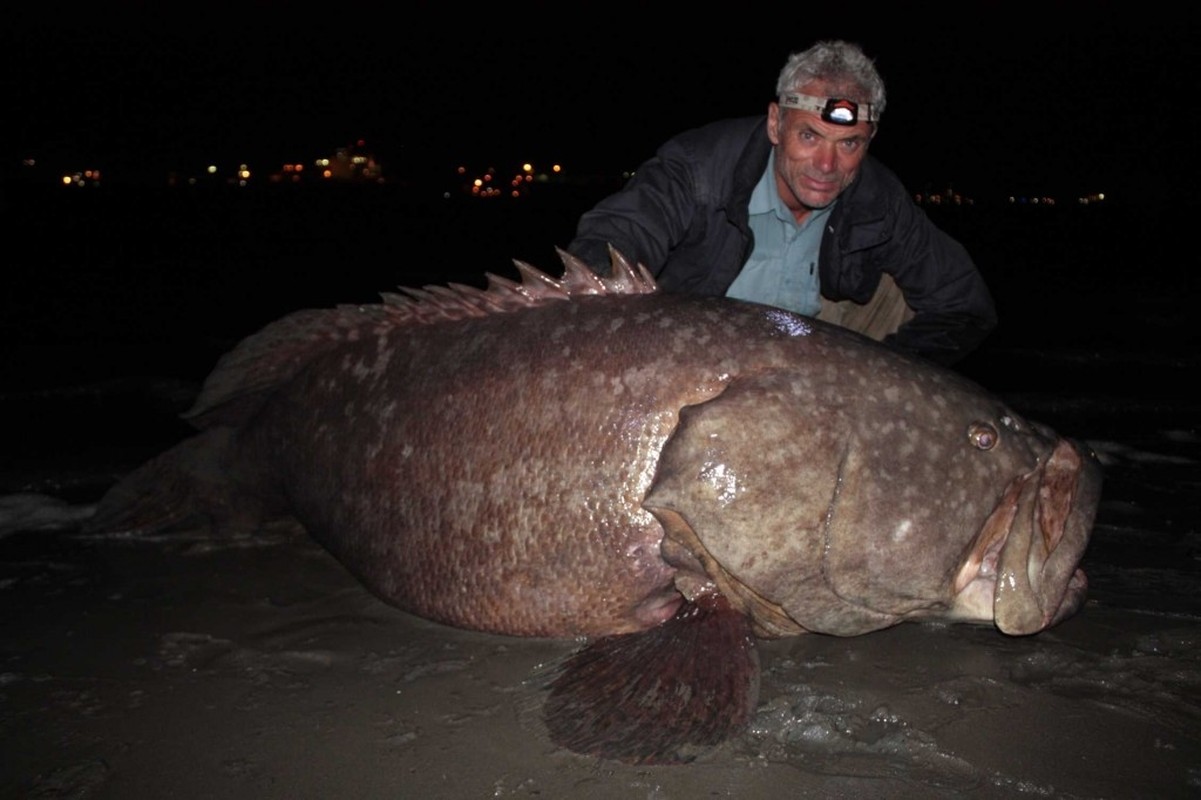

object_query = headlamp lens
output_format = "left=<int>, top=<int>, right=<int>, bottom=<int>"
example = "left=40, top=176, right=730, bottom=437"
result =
left=822, top=98, right=859, bottom=126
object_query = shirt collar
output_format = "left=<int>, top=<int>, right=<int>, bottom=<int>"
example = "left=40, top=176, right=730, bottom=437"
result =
left=748, top=149, right=782, bottom=218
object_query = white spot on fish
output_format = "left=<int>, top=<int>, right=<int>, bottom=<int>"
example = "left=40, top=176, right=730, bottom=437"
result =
left=892, top=519, right=913, bottom=542
left=699, top=461, right=740, bottom=507
left=763, top=308, right=812, bottom=337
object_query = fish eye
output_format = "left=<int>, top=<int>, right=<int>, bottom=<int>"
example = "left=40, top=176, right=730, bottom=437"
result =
left=967, top=421, right=999, bottom=450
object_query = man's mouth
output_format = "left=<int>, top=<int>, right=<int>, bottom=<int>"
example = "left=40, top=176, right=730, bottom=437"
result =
left=802, top=174, right=840, bottom=191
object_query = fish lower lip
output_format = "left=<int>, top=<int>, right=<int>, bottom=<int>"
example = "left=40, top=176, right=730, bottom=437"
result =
left=994, top=440, right=1099, bottom=635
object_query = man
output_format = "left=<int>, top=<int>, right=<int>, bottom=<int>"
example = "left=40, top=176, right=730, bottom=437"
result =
left=567, top=40, right=996, bottom=366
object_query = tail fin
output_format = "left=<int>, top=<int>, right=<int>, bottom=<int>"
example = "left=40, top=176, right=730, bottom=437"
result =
left=84, top=428, right=280, bottom=537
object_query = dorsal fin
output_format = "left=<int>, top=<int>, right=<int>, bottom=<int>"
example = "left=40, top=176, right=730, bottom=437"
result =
left=182, top=246, right=656, bottom=428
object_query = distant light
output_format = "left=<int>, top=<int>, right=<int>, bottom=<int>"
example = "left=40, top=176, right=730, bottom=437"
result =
left=206, top=165, right=217, bottom=175
left=522, top=163, right=533, bottom=173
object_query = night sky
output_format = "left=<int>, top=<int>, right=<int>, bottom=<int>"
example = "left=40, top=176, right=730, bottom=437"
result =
left=6, top=4, right=1194, bottom=206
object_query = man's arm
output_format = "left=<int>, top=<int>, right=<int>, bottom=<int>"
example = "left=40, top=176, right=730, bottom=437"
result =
left=881, top=199, right=997, bottom=366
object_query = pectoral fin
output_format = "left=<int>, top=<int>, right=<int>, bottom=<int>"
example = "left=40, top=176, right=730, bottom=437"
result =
left=542, top=593, right=759, bottom=764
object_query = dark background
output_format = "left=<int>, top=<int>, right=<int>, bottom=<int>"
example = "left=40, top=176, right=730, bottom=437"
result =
left=6, top=3, right=1195, bottom=204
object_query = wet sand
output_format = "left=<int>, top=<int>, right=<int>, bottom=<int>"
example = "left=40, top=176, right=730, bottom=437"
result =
left=3, top=491, right=1198, bottom=800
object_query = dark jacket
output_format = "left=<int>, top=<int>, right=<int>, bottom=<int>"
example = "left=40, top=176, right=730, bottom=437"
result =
left=568, top=115, right=996, bottom=365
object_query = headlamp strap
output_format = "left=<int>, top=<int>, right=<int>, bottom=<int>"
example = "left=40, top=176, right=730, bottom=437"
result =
left=778, top=92, right=876, bottom=125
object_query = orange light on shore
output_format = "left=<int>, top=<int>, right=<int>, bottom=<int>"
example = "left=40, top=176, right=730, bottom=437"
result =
left=60, top=169, right=102, bottom=187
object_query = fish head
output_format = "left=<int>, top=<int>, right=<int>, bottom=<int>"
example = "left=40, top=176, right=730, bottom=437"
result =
left=645, top=344, right=1102, bottom=639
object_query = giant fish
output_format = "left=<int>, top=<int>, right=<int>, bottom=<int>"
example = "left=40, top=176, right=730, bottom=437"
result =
left=87, top=247, right=1102, bottom=764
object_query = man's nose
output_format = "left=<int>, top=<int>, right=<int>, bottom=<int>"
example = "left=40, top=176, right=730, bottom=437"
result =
left=812, top=141, right=838, bottom=173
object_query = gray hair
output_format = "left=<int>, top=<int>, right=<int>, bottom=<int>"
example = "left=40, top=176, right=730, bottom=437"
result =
left=775, top=40, right=887, bottom=122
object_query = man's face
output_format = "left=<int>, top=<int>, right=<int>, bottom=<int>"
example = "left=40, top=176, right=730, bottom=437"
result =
left=767, top=85, right=875, bottom=214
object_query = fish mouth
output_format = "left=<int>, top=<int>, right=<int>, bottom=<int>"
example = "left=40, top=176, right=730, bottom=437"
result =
left=953, top=438, right=1102, bottom=634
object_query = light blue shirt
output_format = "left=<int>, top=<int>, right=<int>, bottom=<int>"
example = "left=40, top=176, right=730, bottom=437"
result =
left=725, top=151, right=832, bottom=317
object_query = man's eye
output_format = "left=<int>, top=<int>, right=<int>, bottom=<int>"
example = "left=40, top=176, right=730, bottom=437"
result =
left=839, top=139, right=862, bottom=152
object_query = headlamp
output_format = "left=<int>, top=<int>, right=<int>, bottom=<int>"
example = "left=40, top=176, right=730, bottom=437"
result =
left=778, top=92, right=877, bottom=125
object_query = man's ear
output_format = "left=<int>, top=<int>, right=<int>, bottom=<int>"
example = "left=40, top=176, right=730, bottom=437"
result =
left=767, top=102, right=781, bottom=145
